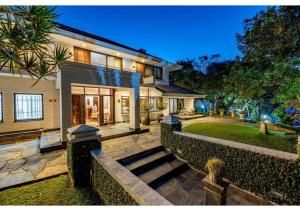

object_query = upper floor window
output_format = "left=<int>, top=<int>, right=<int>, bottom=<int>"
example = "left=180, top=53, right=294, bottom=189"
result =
left=107, top=56, right=122, bottom=69
left=145, top=65, right=154, bottom=76
left=154, top=67, right=163, bottom=79
left=91, top=52, right=106, bottom=67
left=15, top=94, right=43, bottom=121
left=74, top=47, right=90, bottom=64
left=0, top=93, right=2, bottom=122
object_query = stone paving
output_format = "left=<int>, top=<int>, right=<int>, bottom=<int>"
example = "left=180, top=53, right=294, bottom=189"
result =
left=0, top=139, right=67, bottom=189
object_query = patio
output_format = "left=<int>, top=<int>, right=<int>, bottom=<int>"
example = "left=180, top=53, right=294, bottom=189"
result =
left=39, top=122, right=150, bottom=151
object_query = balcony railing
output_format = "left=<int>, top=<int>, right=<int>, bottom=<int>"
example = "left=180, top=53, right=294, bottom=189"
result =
left=67, top=58, right=160, bottom=85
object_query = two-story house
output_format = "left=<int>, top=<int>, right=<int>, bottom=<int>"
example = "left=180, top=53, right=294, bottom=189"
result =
left=0, top=23, right=205, bottom=142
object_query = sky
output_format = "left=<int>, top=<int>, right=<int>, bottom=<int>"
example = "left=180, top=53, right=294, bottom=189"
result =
left=56, top=6, right=267, bottom=63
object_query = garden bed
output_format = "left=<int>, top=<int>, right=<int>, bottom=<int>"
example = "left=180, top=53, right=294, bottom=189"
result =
left=182, top=122, right=297, bottom=153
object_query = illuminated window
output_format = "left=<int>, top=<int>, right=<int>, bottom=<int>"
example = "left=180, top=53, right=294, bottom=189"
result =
left=15, top=94, right=43, bottom=121
left=107, top=56, right=122, bottom=69
left=0, top=93, right=2, bottom=122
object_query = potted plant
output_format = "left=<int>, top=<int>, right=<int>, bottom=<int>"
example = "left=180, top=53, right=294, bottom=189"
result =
left=218, top=108, right=226, bottom=116
left=239, top=110, right=246, bottom=120
left=140, top=101, right=152, bottom=125
left=156, top=101, right=168, bottom=123
left=205, top=158, right=225, bottom=184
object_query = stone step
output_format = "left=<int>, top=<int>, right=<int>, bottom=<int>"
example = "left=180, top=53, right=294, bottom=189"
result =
left=138, top=159, right=189, bottom=188
left=117, top=145, right=164, bottom=166
left=130, top=152, right=175, bottom=176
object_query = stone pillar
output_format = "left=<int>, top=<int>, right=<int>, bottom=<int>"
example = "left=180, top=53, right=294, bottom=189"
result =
left=60, top=77, right=72, bottom=142
left=160, top=115, right=182, bottom=148
left=260, top=122, right=269, bottom=134
left=67, top=124, right=101, bottom=187
left=202, top=176, right=227, bottom=205
left=129, top=87, right=140, bottom=130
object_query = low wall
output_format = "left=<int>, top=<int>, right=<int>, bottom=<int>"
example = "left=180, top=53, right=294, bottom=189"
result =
left=161, top=122, right=300, bottom=205
left=91, top=149, right=172, bottom=205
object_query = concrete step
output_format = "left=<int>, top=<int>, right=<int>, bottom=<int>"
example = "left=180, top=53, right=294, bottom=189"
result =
left=117, top=145, right=164, bottom=166
left=130, top=152, right=175, bottom=176
left=138, top=159, right=189, bottom=188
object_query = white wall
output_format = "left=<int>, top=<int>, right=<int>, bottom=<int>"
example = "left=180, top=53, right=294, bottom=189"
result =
left=0, top=75, right=60, bottom=133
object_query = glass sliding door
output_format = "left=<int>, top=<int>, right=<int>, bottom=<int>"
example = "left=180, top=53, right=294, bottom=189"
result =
left=169, top=98, right=178, bottom=114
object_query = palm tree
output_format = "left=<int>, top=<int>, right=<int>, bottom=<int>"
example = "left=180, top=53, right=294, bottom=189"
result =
left=0, top=6, right=70, bottom=85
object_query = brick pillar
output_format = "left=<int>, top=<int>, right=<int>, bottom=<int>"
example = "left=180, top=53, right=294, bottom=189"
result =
left=60, top=79, right=72, bottom=142
left=202, top=176, right=227, bottom=205
left=129, top=87, right=140, bottom=130
left=67, top=124, right=101, bottom=187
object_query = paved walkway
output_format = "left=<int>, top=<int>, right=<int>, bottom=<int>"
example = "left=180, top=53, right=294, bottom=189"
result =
left=0, top=139, right=67, bottom=189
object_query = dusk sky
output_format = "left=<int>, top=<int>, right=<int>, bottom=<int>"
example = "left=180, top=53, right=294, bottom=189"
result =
left=56, top=6, right=267, bottom=63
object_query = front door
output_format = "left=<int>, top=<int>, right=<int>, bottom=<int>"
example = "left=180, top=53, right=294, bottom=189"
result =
left=85, top=96, right=100, bottom=127
left=72, top=95, right=85, bottom=126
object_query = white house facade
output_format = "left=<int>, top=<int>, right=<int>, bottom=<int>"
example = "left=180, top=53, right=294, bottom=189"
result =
left=0, top=23, right=205, bottom=142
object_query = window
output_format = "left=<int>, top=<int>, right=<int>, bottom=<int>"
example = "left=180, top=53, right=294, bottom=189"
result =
left=121, top=96, right=129, bottom=114
left=0, top=93, right=2, bottom=122
left=123, top=58, right=136, bottom=72
left=145, top=65, right=154, bottom=76
left=107, top=56, right=122, bottom=69
left=169, top=98, right=178, bottom=114
left=140, top=97, right=163, bottom=112
left=74, top=47, right=91, bottom=64
left=15, top=94, right=43, bottom=121
left=91, top=52, right=106, bottom=67
left=154, top=67, right=163, bottom=79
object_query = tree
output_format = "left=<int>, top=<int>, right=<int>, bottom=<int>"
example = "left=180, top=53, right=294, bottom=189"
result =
left=0, top=6, right=70, bottom=85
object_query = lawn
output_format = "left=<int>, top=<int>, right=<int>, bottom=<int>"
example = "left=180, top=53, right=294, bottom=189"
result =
left=0, top=175, right=103, bottom=205
left=182, top=122, right=297, bottom=153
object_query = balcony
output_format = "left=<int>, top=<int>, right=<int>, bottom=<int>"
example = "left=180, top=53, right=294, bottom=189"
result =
left=67, top=58, right=160, bottom=85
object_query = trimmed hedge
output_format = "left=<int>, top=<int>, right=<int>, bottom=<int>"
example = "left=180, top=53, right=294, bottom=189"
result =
left=161, top=123, right=300, bottom=205
left=91, top=158, right=138, bottom=205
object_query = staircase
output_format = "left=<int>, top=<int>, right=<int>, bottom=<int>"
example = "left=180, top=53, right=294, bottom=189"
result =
left=117, top=145, right=189, bottom=189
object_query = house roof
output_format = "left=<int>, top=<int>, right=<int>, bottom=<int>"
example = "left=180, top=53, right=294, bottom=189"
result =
left=143, top=84, right=206, bottom=98
left=55, top=22, right=163, bottom=61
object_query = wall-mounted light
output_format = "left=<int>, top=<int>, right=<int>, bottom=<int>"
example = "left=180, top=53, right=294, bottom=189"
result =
left=49, top=98, right=57, bottom=102
left=141, top=59, right=145, bottom=62
left=116, top=52, right=120, bottom=56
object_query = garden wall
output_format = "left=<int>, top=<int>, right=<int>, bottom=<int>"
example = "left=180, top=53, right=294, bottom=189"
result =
left=90, top=149, right=172, bottom=205
left=161, top=122, right=300, bottom=205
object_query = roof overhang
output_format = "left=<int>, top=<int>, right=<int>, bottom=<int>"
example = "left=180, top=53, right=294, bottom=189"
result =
left=162, top=93, right=206, bottom=98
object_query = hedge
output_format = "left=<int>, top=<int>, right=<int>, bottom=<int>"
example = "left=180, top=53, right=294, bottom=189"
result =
left=161, top=123, right=300, bottom=205
left=91, top=158, right=138, bottom=205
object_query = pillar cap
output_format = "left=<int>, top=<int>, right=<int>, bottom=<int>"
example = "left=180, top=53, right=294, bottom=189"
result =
left=67, top=124, right=99, bottom=135
left=161, top=115, right=181, bottom=124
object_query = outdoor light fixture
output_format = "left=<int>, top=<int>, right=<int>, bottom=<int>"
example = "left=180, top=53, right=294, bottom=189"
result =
left=82, top=43, right=86, bottom=47
left=141, top=59, right=145, bottom=62
left=116, top=52, right=120, bottom=56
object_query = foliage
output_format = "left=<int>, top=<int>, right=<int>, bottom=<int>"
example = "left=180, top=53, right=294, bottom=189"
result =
left=0, top=6, right=70, bottom=84
left=170, top=6, right=300, bottom=124
left=206, top=158, right=224, bottom=176
left=0, top=175, right=102, bottom=205
left=272, top=107, right=292, bottom=124
left=182, top=122, right=297, bottom=153
left=218, top=108, right=226, bottom=113
left=156, top=101, right=168, bottom=110
left=161, top=123, right=300, bottom=205
left=140, top=100, right=152, bottom=111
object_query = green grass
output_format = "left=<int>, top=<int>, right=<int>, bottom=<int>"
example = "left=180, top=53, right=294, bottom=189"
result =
left=0, top=175, right=103, bottom=205
left=182, top=122, right=297, bottom=153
